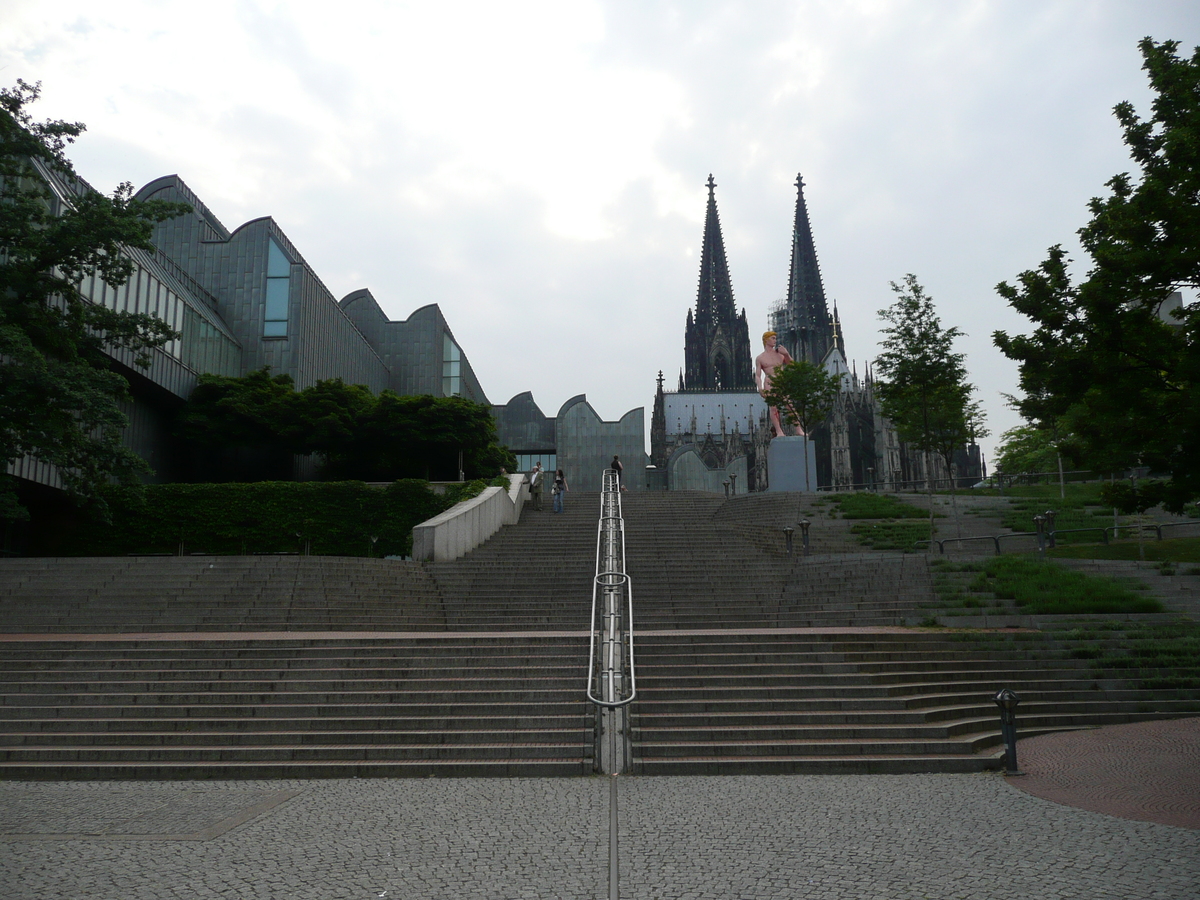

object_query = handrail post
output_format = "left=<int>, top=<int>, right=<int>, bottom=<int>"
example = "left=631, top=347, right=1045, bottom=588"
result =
left=587, top=468, right=636, bottom=776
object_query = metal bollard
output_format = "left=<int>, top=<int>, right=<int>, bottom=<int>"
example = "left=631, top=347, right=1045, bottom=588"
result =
left=1045, top=510, right=1057, bottom=549
left=798, top=519, right=811, bottom=557
left=993, top=688, right=1023, bottom=775
left=723, top=480, right=730, bottom=499
left=729, top=473, right=737, bottom=496
left=783, top=526, right=794, bottom=556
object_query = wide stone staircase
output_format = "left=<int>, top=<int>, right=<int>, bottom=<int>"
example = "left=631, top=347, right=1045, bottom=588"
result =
left=0, top=488, right=1195, bottom=778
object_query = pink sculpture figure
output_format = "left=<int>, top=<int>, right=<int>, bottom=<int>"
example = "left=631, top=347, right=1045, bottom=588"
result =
left=754, top=330, right=794, bottom=438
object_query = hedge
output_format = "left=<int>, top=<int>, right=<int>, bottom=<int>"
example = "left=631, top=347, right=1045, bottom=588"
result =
left=62, top=479, right=492, bottom=558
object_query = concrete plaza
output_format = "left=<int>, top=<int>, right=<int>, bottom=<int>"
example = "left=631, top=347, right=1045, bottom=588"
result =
left=2, top=766, right=1197, bottom=900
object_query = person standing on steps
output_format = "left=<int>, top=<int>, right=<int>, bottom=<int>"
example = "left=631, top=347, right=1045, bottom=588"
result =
left=611, top=455, right=625, bottom=491
left=528, top=462, right=544, bottom=510
left=552, top=469, right=569, bottom=514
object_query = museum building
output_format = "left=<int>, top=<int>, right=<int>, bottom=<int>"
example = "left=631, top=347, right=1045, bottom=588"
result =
left=8, top=161, right=490, bottom=497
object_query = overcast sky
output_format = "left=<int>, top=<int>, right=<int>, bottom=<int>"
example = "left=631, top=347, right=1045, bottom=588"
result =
left=3, top=1, right=1198, bottom=467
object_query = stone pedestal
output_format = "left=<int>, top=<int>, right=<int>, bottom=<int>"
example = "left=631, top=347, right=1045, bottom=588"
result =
left=766, top=436, right=817, bottom=492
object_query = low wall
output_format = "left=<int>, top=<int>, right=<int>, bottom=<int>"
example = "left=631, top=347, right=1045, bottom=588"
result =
left=411, top=474, right=528, bottom=562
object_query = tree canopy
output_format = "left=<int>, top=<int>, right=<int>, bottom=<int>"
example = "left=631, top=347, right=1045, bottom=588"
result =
left=994, top=38, right=1200, bottom=513
left=873, top=274, right=983, bottom=483
left=177, top=369, right=516, bottom=482
left=761, top=359, right=842, bottom=439
left=0, top=81, right=190, bottom=519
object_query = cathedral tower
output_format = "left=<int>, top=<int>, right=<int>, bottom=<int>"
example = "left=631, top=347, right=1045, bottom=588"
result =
left=683, top=175, right=753, bottom=391
left=770, top=174, right=835, bottom=364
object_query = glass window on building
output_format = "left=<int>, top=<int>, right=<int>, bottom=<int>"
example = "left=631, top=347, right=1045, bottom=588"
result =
left=515, top=453, right=556, bottom=473
left=442, top=333, right=461, bottom=396
left=264, top=238, right=290, bottom=337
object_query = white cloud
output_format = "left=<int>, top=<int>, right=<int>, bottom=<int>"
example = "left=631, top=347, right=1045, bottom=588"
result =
left=2, top=0, right=1199, bottom=461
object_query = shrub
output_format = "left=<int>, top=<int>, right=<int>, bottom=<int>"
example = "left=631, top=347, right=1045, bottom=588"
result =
left=60, top=480, right=453, bottom=557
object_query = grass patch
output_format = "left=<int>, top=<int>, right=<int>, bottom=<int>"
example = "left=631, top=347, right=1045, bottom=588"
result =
left=849, top=520, right=930, bottom=551
left=1044, top=620, right=1200, bottom=690
left=1049, top=536, right=1200, bottom=564
left=968, top=556, right=1163, bottom=615
left=996, top=483, right=1114, bottom=544
left=829, top=493, right=932, bottom=519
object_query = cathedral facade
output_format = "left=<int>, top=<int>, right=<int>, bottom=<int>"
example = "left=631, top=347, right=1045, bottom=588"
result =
left=652, top=174, right=981, bottom=492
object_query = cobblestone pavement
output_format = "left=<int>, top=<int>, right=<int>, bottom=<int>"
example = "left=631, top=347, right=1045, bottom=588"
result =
left=2, top=772, right=1198, bottom=900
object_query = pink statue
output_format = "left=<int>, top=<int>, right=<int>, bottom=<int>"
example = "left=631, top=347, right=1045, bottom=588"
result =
left=754, top=330, right=794, bottom=438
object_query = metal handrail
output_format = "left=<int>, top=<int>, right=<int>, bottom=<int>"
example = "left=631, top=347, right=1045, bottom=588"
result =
left=587, top=468, right=636, bottom=711
left=914, top=519, right=1200, bottom=554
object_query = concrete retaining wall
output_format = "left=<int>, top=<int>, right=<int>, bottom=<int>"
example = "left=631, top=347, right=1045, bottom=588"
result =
left=412, top=474, right=528, bottom=562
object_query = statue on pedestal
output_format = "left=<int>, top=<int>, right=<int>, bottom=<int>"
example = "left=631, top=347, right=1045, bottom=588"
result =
left=754, top=330, right=794, bottom=438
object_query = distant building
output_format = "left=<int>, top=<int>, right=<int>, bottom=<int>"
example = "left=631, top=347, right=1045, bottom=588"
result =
left=9, top=163, right=488, bottom=499
left=652, top=174, right=982, bottom=491
left=492, top=393, right=646, bottom=493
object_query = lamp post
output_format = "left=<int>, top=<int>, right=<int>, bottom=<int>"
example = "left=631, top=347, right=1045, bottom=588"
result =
left=723, top=480, right=730, bottom=499
left=729, top=472, right=737, bottom=496
left=783, top=525, right=794, bottom=556
left=993, top=688, right=1023, bottom=775
left=1044, top=510, right=1057, bottom=549
left=798, top=519, right=811, bottom=557
left=1033, top=514, right=1046, bottom=559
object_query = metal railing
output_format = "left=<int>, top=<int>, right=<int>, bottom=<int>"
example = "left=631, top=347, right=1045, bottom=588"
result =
left=587, top=468, right=637, bottom=775
left=916, top=519, right=1200, bottom=555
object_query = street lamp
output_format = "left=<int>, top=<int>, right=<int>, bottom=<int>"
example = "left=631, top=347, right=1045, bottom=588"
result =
left=993, top=688, right=1023, bottom=775
left=798, top=519, right=811, bottom=557
left=783, top=525, right=794, bottom=556
left=1033, top=514, right=1046, bottom=559
left=1044, top=510, right=1057, bottom=549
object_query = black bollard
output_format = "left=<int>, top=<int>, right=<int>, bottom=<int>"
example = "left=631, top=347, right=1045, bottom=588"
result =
left=993, top=688, right=1023, bottom=775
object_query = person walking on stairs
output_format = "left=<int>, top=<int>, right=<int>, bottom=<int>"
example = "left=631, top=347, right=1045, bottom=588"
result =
left=552, top=469, right=569, bottom=513
left=611, top=455, right=625, bottom=491
left=528, top=462, right=544, bottom=510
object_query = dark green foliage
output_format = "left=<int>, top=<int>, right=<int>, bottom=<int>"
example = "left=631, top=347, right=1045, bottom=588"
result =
left=994, top=423, right=1063, bottom=474
left=0, top=81, right=191, bottom=519
left=176, top=370, right=517, bottom=482
left=999, top=482, right=1113, bottom=543
left=175, top=368, right=299, bottom=481
left=830, top=492, right=930, bottom=519
left=848, top=520, right=929, bottom=551
left=874, top=275, right=986, bottom=479
left=994, top=39, right=1200, bottom=513
left=1050, top=536, right=1200, bottom=564
left=1071, top=621, right=1200, bottom=690
left=60, top=480, right=471, bottom=558
left=968, top=556, right=1162, bottom=615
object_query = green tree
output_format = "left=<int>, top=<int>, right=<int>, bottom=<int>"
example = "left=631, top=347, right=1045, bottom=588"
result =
left=874, top=274, right=981, bottom=537
left=995, top=423, right=1063, bottom=475
left=761, top=359, right=842, bottom=487
left=175, top=369, right=517, bottom=483
left=994, top=38, right=1200, bottom=513
left=341, top=393, right=515, bottom=482
left=174, top=368, right=299, bottom=481
left=0, top=81, right=191, bottom=519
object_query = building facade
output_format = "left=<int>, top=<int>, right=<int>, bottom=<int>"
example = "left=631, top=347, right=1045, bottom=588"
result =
left=9, top=163, right=489, bottom=500
left=492, top=393, right=646, bottom=493
left=652, top=174, right=982, bottom=492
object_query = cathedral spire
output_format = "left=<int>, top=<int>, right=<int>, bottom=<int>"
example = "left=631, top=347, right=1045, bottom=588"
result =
left=682, top=175, right=754, bottom=391
left=772, top=173, right=834, bottom=364
left=695, top=174, right=737, bottom=326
